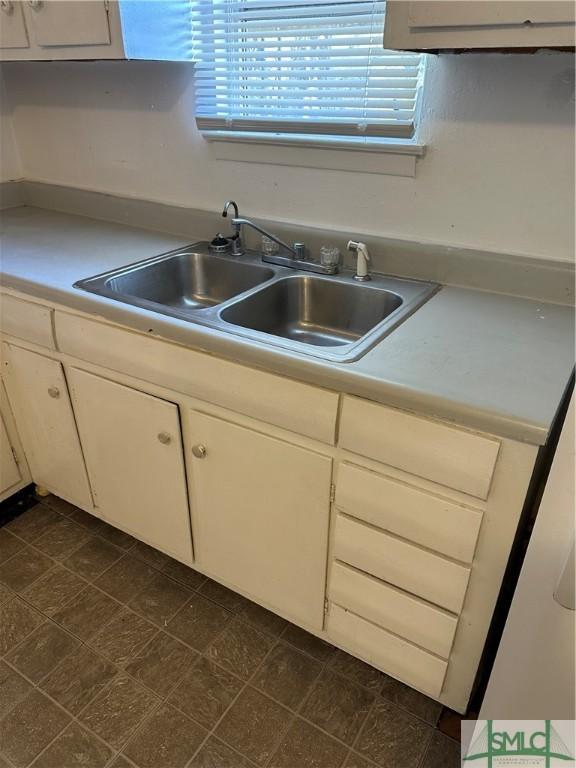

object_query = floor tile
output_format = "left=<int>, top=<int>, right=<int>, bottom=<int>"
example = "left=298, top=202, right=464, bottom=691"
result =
left=129, top=573, right=191, bottom=626
left=206, top=618, right=272, bottom=680
left=89, top=607, right=158, bottom=667
left=123, top=704, right=206, bottom=768
left=167, top=592, right=232, bottom=651
left=162, top=558, right=206, bottom=591
left=42, top=495, right=80, bottom=517
left=68, top=507, right=109, bottom=534
left=329, top=650, right=385, bottom=693
left=0, top=528, right=25, bottom=563
left=22, top=565, right=86, bottom=618
left=0, top=583, right=13, bottom=605
left=5, top=504, right=62, bottom=542
left=168, top=656, right=243, bottom=729
left=130, top=540, right=170, bottom=570
left=281, top=624, right=336, bottom=662
left=80, top=673, right=159, bottom=749
left=355, top=698, right=432, bottom=768
left=108, top=756, right=134, bottom=768
left=189, top=737, right=254, bottom=768
left=6, top=621, right=79, bottom=683
left=33, top=517, right=92, bottom=560
left=270, top=717, right=348, bottom=768
left=64, top=537, right=123, bottom=581
left=0, top=689, right=71, bottom=768
left=421, top=731, right=461, bottom=768
left=252, top=641, right=321, bottom=710
left=198, top=578, right=247, bottom=611
left=437, top=708, right=463, bottom=741
left=301, top=669, right=374, bottom=746
left=236, top=600, right=288, bottom=638
left=124, top=631, right=196, bottom=698
left=41, top=645, right=118, bottom=715
left=95, top=554, right=157, bottom=604
left=343, top=752, right=375, bottom=768
left=51, top=585, right=120, bottom=641
left=0, top=596, right=42, bottom=655
left=380, top=675, right=442, bottom=725
left=0, top=660, right=33, bottom=719
left=216, top=687, right=292, bottom=767
left=96, top=523, right=136, bottom=551
left=0, top=546, right=53, bottom=592
left=31, top=722, right=114, bottom=768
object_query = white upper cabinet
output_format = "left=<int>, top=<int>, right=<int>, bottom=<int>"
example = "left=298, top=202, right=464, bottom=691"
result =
left=0, top=0, right=193, bottom=61
left=384, top=1, right=576, bottom=51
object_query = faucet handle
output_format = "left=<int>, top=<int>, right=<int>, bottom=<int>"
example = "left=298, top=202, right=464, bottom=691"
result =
left=293, top=242, right=307, bottom=260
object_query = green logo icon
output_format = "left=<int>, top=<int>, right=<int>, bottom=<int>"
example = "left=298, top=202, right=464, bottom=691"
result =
left=464, top=721, right=575, bottom=767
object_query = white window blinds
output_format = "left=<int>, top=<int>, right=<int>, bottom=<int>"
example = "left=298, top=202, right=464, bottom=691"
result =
left=191, top=1, right=424, bottom=141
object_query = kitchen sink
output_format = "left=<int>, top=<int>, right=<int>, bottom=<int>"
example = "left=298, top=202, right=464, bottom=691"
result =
left=76, top=249, right=275, bottom=312
left=75, top=243, right=439, bottom=363
left=220, top=275, right=403, bottom=347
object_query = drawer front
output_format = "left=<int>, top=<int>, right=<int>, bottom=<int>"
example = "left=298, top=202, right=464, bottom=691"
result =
left=327, top=604, right=447, bottom=698
left=55, top=312, right=339, bottom=444
left=339, top=396, right=500, bottom=499
left=334, top=513, right=470, bottom=613
left=1, top=295, right=55, bottom=350
left=329, top=561, right=457, bottom=658
left=336, top=463, right=482, bottom=563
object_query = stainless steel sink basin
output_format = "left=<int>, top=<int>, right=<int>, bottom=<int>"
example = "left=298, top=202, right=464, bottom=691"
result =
left=220, top=276, right=403, bottom=348
left=76, top=249, right=275, bottom=313
left=75, top=243, right=439, bottom=363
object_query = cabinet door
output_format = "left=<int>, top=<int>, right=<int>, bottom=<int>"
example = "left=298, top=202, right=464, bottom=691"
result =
left=0, top=414, right=21, bottom=494
left=2, top=344, right=93, bottom=508
left=24, top=0, right=110, bottom=47
left=188, top=410, right=332, bottom=630
left=68, top=368, right=193, bottom=565
left=0, top=2, right=29, bottom=49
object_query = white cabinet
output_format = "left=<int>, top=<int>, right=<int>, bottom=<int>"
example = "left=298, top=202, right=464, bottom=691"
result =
left=188, top=410, right=332, bottom=630
left=68, top=368, right=193, bottom=565
left=0, top=413, right=21, bottom=496
left=384, top=1, right=576, bottom=51
left=2, top=343, right=93, bottom=508
left=0, top=0, right=193, bottom=61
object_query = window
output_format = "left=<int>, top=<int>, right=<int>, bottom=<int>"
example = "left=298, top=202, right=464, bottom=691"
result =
left=191, top=0, right=425, bottom=146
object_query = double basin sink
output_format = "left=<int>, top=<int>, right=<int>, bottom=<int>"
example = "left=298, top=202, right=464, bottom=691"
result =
left=75, top=244, right=438, bottom=363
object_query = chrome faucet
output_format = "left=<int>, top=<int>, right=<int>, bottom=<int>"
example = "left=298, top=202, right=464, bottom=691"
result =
left=221, top=201, right=338, bottom=275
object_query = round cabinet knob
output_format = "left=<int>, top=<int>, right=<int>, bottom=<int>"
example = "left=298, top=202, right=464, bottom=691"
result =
left=157, top=432, right=171, bottom=445
left=192, top=444, right=207, bottom=459
left=47, top=386, right=60, bottom=399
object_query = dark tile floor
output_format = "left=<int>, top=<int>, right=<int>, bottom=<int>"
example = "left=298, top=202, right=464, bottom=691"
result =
left=0, top=495, right=461, bottom=768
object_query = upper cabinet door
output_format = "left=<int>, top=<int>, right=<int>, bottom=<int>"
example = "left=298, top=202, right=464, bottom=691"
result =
left=24, top=0, right=111, bottom=47
left=384, top=1, right=576, bottom=50
left=0, top=2, right=29, bottom=48
left=188, top=410, right=332, bottom=630
left=68, top=368, right=193, bottom=565
left=2, top=343, right=93, bottom=509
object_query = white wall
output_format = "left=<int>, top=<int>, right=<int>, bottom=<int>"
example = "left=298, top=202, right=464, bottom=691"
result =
left=0, top=71, right=22, bottom=182
left=2, top=52, right=574, bottom=262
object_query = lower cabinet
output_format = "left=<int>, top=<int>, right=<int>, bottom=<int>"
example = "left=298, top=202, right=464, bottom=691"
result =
left=67, top=367, right=193, bottom=565
left=188, top=410, right=332, bottom=630
left=0, top=412, right=21, bottom=497
left=2, top=343, right=93, bottom=508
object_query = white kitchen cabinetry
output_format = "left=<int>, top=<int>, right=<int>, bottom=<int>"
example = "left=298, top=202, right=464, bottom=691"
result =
left=0, top=0, right=192, bottom=61
left=384, top=1, right=575, bottom=51
left=0, top=413, right=21, bottom=496
left=187, top=409, right=332, bottom=630
left=67, top=367, right=193, bottom=565
left=2, top=343, right=92, bottom=508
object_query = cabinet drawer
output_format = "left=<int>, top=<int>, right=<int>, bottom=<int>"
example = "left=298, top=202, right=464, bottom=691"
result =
left=339, top=396, right=500, bottom=499
left=334, top=513, right=470, bottom=613
left=1, top=295, right=55, bottom=349
left=327, top=604, right=447, bottom=698
left=329, top=561, right=457, bottom=658
left=336, top=463, right=482, bottom=563
left=56, top=312, right=338, bottom=444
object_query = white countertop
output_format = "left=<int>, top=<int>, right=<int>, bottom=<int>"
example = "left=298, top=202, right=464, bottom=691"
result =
left=1, top=205, right=574, bottom=445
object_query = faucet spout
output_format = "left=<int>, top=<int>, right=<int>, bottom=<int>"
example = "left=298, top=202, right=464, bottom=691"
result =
left=222, top=200, right=239, bottom=219
left=231, top=218, right=298, bottom=259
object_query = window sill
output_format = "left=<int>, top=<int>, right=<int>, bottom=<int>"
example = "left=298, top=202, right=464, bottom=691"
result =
left=204, top=132, right=426, bottom=178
